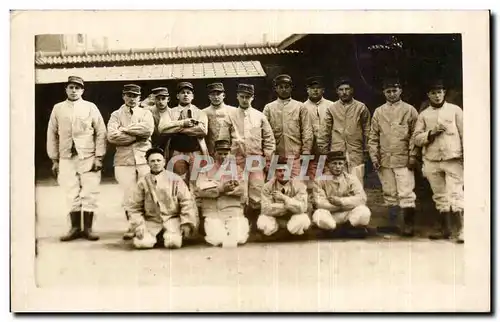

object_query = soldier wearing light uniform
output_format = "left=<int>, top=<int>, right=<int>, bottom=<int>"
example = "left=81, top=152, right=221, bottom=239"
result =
left=203, top=82, right=236, bottom=157
left=413, top=80, right=464, bottom=243
left=257, top=157, right=311, bottom=237
left=158, top=82, right=208, bottom=182
left=312, top=151, right=371, bottom=237
left=107, top=84, right=155, bottom=240
left=368, top=78, right=419, bottom=236
left=318, top=78, right=371, bottom=183
left=147, top=87, right=170, bottom=150
left=217, top=83, right=276, bottom=231
left=194, top=139, right=249, bottom=247
left=263, top=74, right=313, bottom=178
left=126, top=148, right=198, bottom=249
left=47, top=76, right=107, bottom=242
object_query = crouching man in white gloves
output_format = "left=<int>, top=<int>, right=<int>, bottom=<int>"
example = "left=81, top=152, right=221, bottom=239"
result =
left=312, top=151, right=371, bottom=238
left=126, top=147, right=199, bottom=249
left=257, top=156, right=311, bottom=238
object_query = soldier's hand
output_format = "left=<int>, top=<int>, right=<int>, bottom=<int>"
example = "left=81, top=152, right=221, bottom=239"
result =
left=92, top=157, right=103, bottom=172
left=330, top=196, right=343, bottom=206
left=182, top=119, right=194, bottom=128
left=372, top=160, right=380, bottom=171
left=430, top=124, right=446, bottom=136
left=273, top=191, right=286, bottom=202
left=180, top=224, right=193, bottom=238
left=51, top=161, right=59, bottom=179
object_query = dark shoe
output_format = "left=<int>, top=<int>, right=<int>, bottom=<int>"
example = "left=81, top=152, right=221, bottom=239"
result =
left=402, top=207, right=415, bottom=237
left=60, top=211, right=82, bottom=242
left=122, top=228, right=135, bottom=240
left=429, top=211, right=451, bottom=240
left=452, top=211, right=464, bottom=244
left=82, top=211, right=99, bottom=241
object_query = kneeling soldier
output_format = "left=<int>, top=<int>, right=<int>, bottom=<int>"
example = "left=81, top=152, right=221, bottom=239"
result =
left=257, top=157, right=311, bottom=237
left=312, top=151, right=371, bottom=237
left=126, top=148, right=199, bottom=249
left=194, top=139, right=249, bottom=247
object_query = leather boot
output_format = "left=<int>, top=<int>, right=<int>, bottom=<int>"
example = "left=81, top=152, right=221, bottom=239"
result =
left=123, top=211, right=135, bottom=240
left=378, top=206, right=401, bottom=235
left=60, top=211, right=82, bottom=242
left=82, top=211, right=99, bottom=241
left=453, top=211, right=464, bottom=244
left=429, top=211, right=451, bottom=240
left=402, top=207, right=415, bottom=237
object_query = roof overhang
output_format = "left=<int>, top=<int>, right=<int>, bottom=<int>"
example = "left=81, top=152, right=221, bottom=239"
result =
left=277, top=34, right=308, bottom=50
left=35, top=61, right=266, bottom=84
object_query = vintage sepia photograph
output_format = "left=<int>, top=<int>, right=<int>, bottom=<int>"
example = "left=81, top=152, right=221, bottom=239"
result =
left=11, top=10, right=490, bottom=312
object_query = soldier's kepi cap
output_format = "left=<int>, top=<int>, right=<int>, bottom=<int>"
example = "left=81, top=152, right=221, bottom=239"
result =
left=207, top=82, right=225, bottom=93
left=123, top=84, right=141, bottom=95
left=67, top=76, right=84, bottom=88
left=151, top=87, right=169, bottom=97
left=145, top=147, right=165, bottom=160
left=306, top=76, right=324, bottom=88
left=214, top=139, right=231, bottom=151
left=327, top=151, right=346, bottom=161
left=273, top=74, right=293, bottom=86
left=237, top=83, right=254, bottom=95
left=335, top=77, right=353, bottom=89
left=177, top=81, right=194, bottom=93
left=382, top=78, right=402, bottom=90
left=426, top=79, right=445, bottom=92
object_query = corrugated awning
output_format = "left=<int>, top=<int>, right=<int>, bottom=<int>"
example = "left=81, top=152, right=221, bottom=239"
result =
left=35, top=61, right=266, bottom=84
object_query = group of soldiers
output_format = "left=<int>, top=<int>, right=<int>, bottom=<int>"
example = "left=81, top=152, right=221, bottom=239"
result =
left=46, top=72, right=464, bottom=249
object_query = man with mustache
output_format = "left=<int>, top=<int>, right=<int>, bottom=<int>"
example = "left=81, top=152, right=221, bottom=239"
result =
left=204, top=82, right=236, bottom=157
left=368, top=78, right=419, bottom=237
left=263, top=74, right=313, bottom=178
left=318, top=77, right=371, bottom=184
left=147, top=87, right=170, bottom=150
left=107, top=84, right=155, bottom=240
left=47, top=76, right=107, bottom=242
left=413, top=80, right=464, bottom=244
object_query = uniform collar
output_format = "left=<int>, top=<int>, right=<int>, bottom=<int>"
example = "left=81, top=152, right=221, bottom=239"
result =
left=386, top=100, right=402, bottom=107
left=278, top=97, right=292, bottom=105
left=307, top=97, right=324, bottom=105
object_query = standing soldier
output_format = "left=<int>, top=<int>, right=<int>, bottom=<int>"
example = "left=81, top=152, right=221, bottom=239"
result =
left=312, top=151, right=372, bottom=238
left=204, top=82, right=236, bottom=157
left=158, top=82, right=208, bottom=183
left=368, top=78, right=419, bottom=236
left=147, top=87, right=170, bottom=150
left=218, top=83, right=276, bottom=231
left=126, top=148, right=198, bottom=249
left=263, top=74, right=313, bottom=177
left=107, top=84, right=155, bottom=240
left=46, top=76, right=107, bottom=242
left=194, top=139, right=249, bottom=247
left=257, top=157, right=311, bottom=238
left=413, top=80, right=464, bottom=244
left=318, top=77, right=371, bottom=183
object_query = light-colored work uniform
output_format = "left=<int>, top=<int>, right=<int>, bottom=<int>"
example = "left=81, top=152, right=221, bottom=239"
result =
left=194, top=162, right=249, bottom=246
left=204, top=103, right=236, bottom=156
left=368, top=101, right=419, bottom=208
left=107, top=105, right=154, bottom=207
left=257, top=178, right=311, bottom=236
left=318, top=99, right=371, bottom=183
left=312, top=171, right=371, bottom=230
left=218, top=107, right=276, bottom=210
left=412, top=102, right=463, bottom=212
left=263, top=99, right=313, bottom=177
left=303, top=97, right=333, bottom=185
left=47, top=98, right=107, bottom=213
left=126, top=170, right=198, bottom=249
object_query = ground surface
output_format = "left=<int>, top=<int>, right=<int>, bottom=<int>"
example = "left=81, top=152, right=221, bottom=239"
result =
left=34, top=180, right=464, bottom=311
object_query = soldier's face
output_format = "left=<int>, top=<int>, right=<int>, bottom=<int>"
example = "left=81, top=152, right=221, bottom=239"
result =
left=208, top=91, right=225, bottom=106
left=148, top=153, right=165, bottom=173
left=65, top=83, right=84, bottom=101
left=337, top=84, right=354, bottom=102
left=307, top=85, right=324, bottom=100
left=275, top=83, right=292, bottom=99
left=383, top=87, right=403, bottom=103
left=237, top=93, right=253, bottom=108
left=123, top=93, right=140, bottom=107
left=215, top=149, right=230, bottom=163
left=275, top=167, right=288, bottom=182
left=427, top=89, right=446, bottom=105
left=177, top=89, right=194, bottom=105
left=155, top=95, right=169, bottom=109
left=328, top=160, right=345, bottom=176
